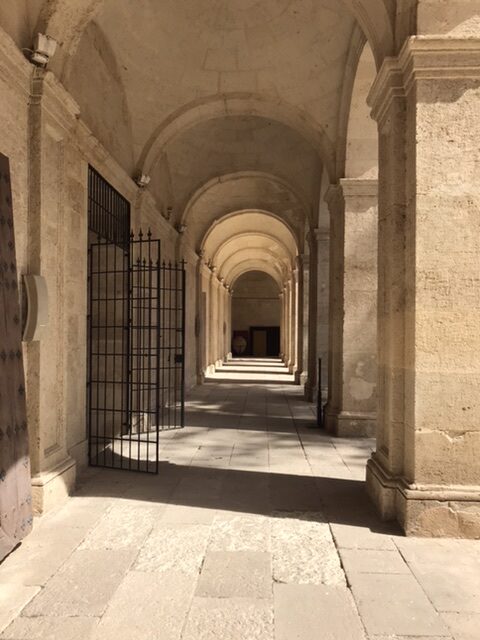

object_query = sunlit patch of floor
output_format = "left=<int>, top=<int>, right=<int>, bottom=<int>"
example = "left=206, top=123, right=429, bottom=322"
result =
left=205, top=357, right=295, bottom=383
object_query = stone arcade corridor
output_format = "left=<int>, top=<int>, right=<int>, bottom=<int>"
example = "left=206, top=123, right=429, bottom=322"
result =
left=2, top=1, right=480, bottom=638
left=1, top=367, right=480, bottom=639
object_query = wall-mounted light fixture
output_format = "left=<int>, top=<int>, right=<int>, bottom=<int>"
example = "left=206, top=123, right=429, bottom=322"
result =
left=30, top=34, right=57, bottom=67
left=135, top=174, right=151, bottom=188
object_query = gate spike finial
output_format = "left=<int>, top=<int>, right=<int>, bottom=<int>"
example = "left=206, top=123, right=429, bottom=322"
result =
left=147, top=228, right=152, bottom=238
left=139, top=228, right=143, bottom=239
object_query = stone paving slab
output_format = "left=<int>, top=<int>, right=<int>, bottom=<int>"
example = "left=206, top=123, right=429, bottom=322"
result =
left=0, top=525, right=87, bottom=586
left=208, top=514, right=271, bottom=552
left=196, top=550, right=272, bottom=598
left=271, top=511, right=345, bottom=586
left=79, top=503, right=157, bottom=550
left=370, top=636, right=452, bottom=640
left=134, top=523, right=210, bottom=575
left=22, top=549, right=136, bottom=617
left=441, top=612, right=480, bottom=640
left=340, top=549, right=410, bottom=575
left=0, top=585, right=40, bottom=635
left=91, top=571, right=195, bottom=640
left=182, top=597, right=274, bottom=640
left=348, top=573, right=450, bottom=637
left=0, top=616, right=98, bottom=640
left=330, top=522, right=398, bottom=551
left=274, top=583, right=366, bottom=640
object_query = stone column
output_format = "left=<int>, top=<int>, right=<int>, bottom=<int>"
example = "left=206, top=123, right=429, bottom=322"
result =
left=304, top=232, right=319, bottom=401
left=285, top=278, right=293, bottom=370
left=208, top=266, right=218, bottom=371
left=324, top=180, right=378, bottom=437
left=289, top=269, right=298, bottom=373
left=279, top=290, right=285, bottom=359
left=294, top=255, right=304, bottom=384
left=314, top=229, right=330, bottom=404
left=367, top=37, right=480, bottom=538
left=225, top=284, right=232, bottom=359
left=196, top=252, right=206, bottom=383
left=217, top=278, right=225, bottom=364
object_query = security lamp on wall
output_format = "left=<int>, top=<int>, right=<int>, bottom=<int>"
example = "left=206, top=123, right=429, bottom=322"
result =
left=30, top=34, right=57, bottom=66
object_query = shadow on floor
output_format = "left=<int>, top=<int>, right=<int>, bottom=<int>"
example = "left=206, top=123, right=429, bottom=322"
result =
left=76, top=461, right=402, bottom=537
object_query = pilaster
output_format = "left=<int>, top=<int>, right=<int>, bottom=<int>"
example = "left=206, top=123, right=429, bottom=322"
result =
left=367, top=37, right=480, bottom=537
left=27, top=69, right=82, bottom=513
left=324, top=180, right=378, bottom=438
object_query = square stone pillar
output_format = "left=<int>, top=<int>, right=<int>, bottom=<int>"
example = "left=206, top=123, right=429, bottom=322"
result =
left=315, top=229, right=330, bottom=404
left=325, top=180, right=378, bottom=437
left=367, top=37, right=480, bottom=538
left=217, top=278, right=224, bottom=365
left=305, top=232, right=319, bottom=400
left=285, top=279, right=292, bottom=366
left=294, top=255, right=305, bottom=383
left=279, top=289, right=285, bottom=359
left=207, top=267, right=218, bottom=371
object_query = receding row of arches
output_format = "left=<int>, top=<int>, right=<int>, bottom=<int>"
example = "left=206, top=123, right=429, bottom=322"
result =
left=1, top=0, right=479, bottom=543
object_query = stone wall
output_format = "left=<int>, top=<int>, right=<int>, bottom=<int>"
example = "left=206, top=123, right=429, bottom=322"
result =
left=0, top=27, right=182, bottom=513
left=232, top=272, right=281, bottom=333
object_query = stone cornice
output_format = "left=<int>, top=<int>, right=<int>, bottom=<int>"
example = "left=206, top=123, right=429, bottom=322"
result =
left=399, top=36, right=480, bottom=94
left=314, top=228, right=330, bottom=242
left=180, top=241, right=199, bottom=264
left=340, top=178, right=378, bottom=199
left=75, top=119, right=138, bottom=201
left=367, top=57, right=404, bottom=125
left=369, top=37, right=480, bottom=123
left=138, top=189, right=177, bottom=238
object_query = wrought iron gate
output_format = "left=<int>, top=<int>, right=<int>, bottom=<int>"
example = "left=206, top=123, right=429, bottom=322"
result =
left=87, top=167, right=185, bottom=474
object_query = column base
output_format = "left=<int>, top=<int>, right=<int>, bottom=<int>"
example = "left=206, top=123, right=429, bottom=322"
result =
left=294, top=370, right=306, bottom=385
left=367, top=455, right=480, bottom=538
left=325, top=410, right=376, bottom=437
left=31, top=456, right=76, bottom=515
left=304, top=382, right=315, bottom=403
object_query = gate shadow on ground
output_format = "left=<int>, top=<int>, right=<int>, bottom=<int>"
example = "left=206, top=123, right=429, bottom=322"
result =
left=77, top=461, right=401, bottom=536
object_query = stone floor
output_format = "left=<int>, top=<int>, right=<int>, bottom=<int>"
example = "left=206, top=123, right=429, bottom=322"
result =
left=1, top=359, right=480, bottom=639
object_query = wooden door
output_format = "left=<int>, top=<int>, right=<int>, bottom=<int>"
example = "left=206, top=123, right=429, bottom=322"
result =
left=0, top=153, right=32, bottom=560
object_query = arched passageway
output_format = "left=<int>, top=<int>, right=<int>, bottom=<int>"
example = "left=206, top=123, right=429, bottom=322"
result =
left=2, top=10, right=480, bottom=639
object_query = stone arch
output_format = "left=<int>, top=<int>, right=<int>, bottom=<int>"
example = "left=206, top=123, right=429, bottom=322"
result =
left=183, top=173, right=308, bottom=252
left=211, top=232, right=295, bottom=270
left=200, top=207, right=300, bottom=256
left=138, top=93, right=337, bottom=182
left=230, top=261, right=284, bottom=291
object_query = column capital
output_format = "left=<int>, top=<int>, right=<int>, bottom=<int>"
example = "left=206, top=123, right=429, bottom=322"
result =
left=368, top=56, right=405, bottom=127
left=324, top=184, right=344, bottom=213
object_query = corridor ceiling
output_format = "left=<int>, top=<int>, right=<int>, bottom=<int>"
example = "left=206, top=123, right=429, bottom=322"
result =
left=1, top=0, right=392, bottom=284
